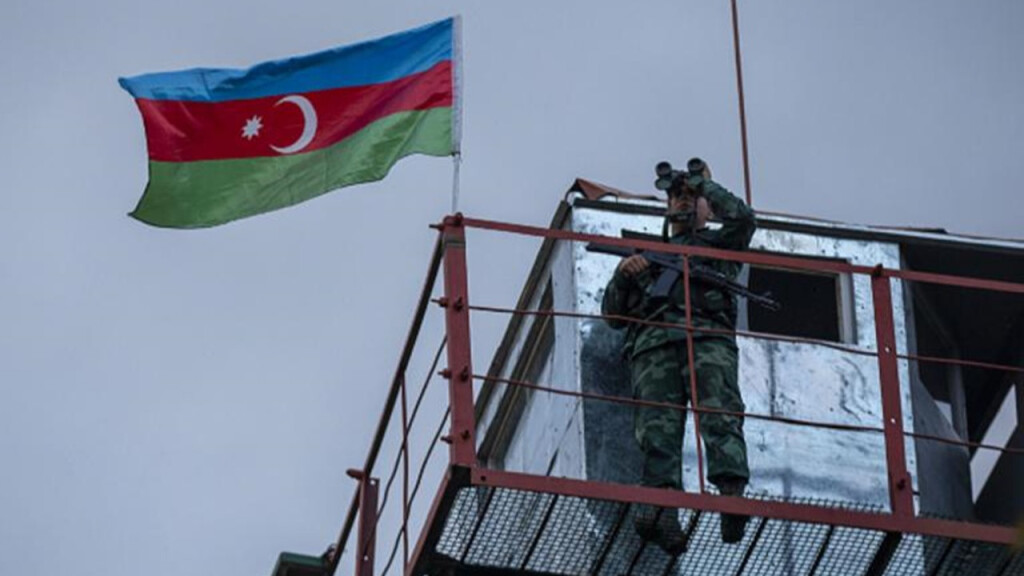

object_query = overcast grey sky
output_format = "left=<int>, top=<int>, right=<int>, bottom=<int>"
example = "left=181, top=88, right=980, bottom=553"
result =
left=2, top=1, right=1023, bottom=575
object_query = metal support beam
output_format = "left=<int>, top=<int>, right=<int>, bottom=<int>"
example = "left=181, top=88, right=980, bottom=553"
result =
left=355, top=473, right=379, bottom=576
left=734, top=516, right=768, bottom=576
left=459, top=486, right=496, bottom=564
left=926, top=538, right=954, bottom=576
left=994, top=550, right=1018, bottom=576
left=872, top=271, right=916, bottom=518
left=590, top=502, right=628, bottom=574
left=441, top=214, right=477, bottom=467
left=399, top=374, right=411, bottom=570
left=519, top=495, right=559, bottom=571
left=947, top=360, right=969, bottom=440
left=684, top=510, right=702, bottom=541
left=625, top=533, right=650, bottom=576
left=682, top=256, right=707, bottom=494
left=659, top=556, right=680, bottom=576
left=864, top=532, right=902, bottom=576
left=807, top=525, right=835, bottom=576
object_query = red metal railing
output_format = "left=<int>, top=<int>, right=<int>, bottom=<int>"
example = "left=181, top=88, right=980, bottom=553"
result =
left=329, top=213, right=1023, bottom=576
left=460, top=305, right=1024, bottom=457
left=435, top=215, right=1021, bottom=540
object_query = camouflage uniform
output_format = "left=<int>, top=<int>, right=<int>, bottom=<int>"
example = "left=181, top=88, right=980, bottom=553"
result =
left=602, top=179, right=755, bottom=490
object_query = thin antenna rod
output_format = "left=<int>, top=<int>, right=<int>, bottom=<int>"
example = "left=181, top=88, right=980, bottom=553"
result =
left=730, top=0, right=753, bottom=206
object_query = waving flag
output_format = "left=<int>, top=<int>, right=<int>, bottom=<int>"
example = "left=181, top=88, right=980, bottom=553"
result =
left=119, top=17, right=461, bottom=228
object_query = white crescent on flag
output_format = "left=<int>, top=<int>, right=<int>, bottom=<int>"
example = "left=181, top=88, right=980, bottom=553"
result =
left=271, top=95, right=318, bottom=154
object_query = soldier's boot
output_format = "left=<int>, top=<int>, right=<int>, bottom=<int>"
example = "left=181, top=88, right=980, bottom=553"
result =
left=633, top=505, right=688, bottom=556
left=633, top=504, right=660, bottom=541
left=718, top=479, right=749, bottom=544
left=653, top=509, right=688, bottom=556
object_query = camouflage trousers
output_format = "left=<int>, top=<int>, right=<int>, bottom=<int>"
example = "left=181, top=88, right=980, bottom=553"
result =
left=631, top=339, right=750, bottom=490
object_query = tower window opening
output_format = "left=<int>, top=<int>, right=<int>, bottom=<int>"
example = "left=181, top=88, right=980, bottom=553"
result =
left=745, top=265, right=852, bottom=343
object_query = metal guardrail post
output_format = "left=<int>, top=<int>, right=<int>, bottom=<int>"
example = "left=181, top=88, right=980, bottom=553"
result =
left=350, top=470, right=379, bottom=576
left=399, top=374, right=410, bottom=569
left=682, top=255, right=708, bottom=494
left=440, top=214, right=477, bottom=467
left=871, top=268, right=915, bottom=518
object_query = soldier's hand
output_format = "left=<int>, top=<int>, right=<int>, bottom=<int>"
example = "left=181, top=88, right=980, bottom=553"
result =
left=618, top=255, right=650, bottom=278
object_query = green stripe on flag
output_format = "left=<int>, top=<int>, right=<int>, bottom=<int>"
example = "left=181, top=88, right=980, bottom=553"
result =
left=132, top=107, right=453, bottom=228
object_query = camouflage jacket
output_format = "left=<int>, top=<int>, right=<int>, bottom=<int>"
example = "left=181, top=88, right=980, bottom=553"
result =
left=601, top=179, right=756, bottom=359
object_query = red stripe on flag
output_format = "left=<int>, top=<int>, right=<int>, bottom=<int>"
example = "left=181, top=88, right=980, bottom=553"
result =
left=137, top=61, right=453, bottom=162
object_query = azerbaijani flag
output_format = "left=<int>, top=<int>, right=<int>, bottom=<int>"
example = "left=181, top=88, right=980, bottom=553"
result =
left=119, top=17, right=461, bottom=228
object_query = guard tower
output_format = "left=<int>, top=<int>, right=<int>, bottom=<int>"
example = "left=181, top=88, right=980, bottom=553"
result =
left=276, top=181, right=1024, bottom=576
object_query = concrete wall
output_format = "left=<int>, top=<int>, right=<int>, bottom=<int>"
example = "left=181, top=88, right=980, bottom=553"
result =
left=488, top=234, right=587, bottom=480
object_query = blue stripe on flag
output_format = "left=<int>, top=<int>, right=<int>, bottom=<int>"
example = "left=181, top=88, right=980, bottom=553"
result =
left=119, top=18, right=453, bottom=102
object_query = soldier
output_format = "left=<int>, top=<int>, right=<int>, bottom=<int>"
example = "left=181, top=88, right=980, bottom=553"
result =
left=601, top=158, right=755, bottom=553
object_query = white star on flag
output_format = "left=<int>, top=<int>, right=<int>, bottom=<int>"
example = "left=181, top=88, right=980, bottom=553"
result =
left=241, top=115, right=263, bottom=140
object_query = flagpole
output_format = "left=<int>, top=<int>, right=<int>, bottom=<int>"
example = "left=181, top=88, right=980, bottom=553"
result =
left=450, top=15, right=464, bottom=214
left=451, top=153, right=462, bottom=213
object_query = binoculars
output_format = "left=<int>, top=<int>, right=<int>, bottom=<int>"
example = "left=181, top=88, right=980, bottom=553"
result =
left=654, top=158, right=707, bottom=196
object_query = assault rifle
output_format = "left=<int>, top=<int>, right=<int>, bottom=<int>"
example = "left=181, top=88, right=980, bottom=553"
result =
left=586, top=242, right=782, bottom=311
